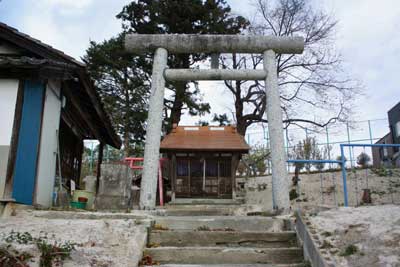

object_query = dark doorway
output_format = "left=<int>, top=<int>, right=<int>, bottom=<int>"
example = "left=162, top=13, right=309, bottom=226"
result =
left=175, top=157, right=232, bottom=199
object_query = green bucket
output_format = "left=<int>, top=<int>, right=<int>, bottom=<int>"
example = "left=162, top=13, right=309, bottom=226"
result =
left=70, top=201, right=87, bottom=209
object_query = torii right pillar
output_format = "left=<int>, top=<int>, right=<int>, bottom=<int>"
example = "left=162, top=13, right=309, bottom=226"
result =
left=264, top=49, right=290, bottom=211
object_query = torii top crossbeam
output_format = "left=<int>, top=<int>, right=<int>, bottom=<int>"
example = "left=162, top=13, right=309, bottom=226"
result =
left=125, top=34, right=304, bottom=54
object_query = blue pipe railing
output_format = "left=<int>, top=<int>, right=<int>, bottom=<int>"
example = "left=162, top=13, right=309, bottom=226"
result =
left=288, top=143, right=400, bottom=207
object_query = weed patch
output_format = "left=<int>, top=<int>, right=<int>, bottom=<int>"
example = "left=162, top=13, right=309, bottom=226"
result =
left=0, top=246, right=33, bottom=267
left=320, top=240, right=334, bottom=249
left=289, top=189, right=299, bottom=200
left=339, top=244, right=358, bottom=256
left=3, top=231, right=77, bottom=267
left=321, top=231, right=332, bottom=237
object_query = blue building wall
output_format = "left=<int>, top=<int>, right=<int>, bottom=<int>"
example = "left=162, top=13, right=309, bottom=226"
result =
left=12, top=80, right=45, bottom=205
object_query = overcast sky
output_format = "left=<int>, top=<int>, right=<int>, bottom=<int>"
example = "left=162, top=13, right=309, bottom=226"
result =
left=1, top=0, right=399, bottom=144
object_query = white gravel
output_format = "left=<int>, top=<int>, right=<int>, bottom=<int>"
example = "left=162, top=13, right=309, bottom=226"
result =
left=307, top=205, right=400, bottom=267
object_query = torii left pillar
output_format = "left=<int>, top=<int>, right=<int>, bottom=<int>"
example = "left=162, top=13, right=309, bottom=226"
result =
left=139, top=48, right=168, bottom=209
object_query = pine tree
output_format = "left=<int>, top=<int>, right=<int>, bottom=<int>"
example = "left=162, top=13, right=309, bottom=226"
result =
left=84, top=0, right=248, bottom=155
left=117, top=0, right=248, bottom=132
left=84, top=34, right=151, bottom=156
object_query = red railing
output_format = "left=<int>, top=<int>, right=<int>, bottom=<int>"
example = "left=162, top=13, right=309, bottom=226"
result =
left=124, top=157, right=167, bottom=206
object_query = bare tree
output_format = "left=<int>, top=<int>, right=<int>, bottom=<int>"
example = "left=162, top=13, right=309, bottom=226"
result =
left=220, top=0, right=360, bottom=136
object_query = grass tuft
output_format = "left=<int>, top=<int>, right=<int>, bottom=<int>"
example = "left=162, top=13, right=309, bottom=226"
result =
left=339, top=244, right=358, bottom=256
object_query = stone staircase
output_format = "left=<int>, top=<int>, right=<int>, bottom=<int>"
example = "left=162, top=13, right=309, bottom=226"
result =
left=142, top=205, right=305, bottom=266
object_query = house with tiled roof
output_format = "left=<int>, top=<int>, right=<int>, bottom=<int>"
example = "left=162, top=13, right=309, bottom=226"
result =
left=0, top=23, right=121, bottom=207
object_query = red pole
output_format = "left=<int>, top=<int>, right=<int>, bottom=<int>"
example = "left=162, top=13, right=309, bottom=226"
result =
left=158, top=160, right=164, bottom=206
left=124, top=157, right=165, bottom=206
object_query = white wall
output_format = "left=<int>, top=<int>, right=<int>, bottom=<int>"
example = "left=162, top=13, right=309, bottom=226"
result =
left=0, top=79, right=19, bottom=198
left=0, top=80, right=19, bottom=145
left=35, top=80, right=62, bottom=207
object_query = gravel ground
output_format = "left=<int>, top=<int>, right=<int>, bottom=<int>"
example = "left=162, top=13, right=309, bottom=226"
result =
left=306, top=205, right=400, bottom=267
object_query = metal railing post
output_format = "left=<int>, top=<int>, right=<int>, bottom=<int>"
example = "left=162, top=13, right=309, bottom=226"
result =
left=340, top=144, right=349, bottom=207
left=326, top=126, right=331, bottom=161
left=346, top=122, right=353, bottom=167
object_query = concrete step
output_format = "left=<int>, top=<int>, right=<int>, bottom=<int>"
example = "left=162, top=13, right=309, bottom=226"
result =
left=144, top=264, right=305, bottom=267
left=157, top=205, right=275, bottom=216
left=168, top=198, right=243, bottom=205
left=153, top=216, right=287, bottom=232
left=149, top=230, right=298, bottom=248
left=158, top=207, right=234, bottom=216
left=143, top=247, right=303, bottom=265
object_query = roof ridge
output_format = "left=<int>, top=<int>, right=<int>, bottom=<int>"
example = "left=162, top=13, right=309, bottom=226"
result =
left=0, top=22, right=85, bottom=67
left=160, top=124, right=249, bottom=152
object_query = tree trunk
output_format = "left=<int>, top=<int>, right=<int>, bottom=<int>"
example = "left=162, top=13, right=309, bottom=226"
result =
left=234, top=79, right=247, bottom=137
left=166, top=55, right=190, bottom=133
left=168, top=81, right=186, bottom=132
left=123, top=132, right=130, bottom=157
left=230, top=55, right=248, bottom=137
left=236, top=118, right=247, bottom=137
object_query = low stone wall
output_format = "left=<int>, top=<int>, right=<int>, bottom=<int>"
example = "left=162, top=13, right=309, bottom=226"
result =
left=96, top=162, right=136, bottom=210
left=0, top=205, right=150, bottom=267
left=295, top=211, right=329, bottom=267
left=236, top=175, right=273, bottom=209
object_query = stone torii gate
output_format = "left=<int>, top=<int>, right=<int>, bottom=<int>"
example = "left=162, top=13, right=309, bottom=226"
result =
left=125, top=34, right=305, bottom=210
